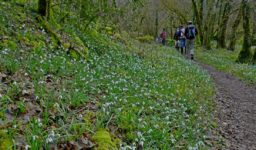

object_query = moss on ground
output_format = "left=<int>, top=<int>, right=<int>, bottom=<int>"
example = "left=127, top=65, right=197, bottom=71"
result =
left=92, top=129, right=120, bottom=150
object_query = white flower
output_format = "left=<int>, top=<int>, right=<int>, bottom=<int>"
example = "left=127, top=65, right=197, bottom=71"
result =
left=137, top=131, right=142, bottom=138
left=118, top=108, right=122, bottom=112
left=25, top=145, right=31, bottom=150
left=148, top=129, right=153, bottom=133
left=58, top=95, right=63, bottom=99
left=46, top=137, right=53, bottom=143
left=139, top=141, right=144, bottom=147
left=38, top=80, right=44, bottom=84
left=32, top=135, right=38, bottom=141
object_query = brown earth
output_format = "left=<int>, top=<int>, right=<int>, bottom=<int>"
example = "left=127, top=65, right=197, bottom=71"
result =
left=200, top=63, right=256, bottom=150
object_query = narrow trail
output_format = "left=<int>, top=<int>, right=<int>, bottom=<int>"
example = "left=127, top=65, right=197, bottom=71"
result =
left=199, top=63, right=256, bottom=150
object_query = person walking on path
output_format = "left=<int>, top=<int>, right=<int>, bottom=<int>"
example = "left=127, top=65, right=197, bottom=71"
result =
left=179, top=25, right=186, bottom=55
left=185, top=21, right=197, bottom=60
left=160, top=28, right=167, bottom=46
left=174, top=28, right=180, bottom=50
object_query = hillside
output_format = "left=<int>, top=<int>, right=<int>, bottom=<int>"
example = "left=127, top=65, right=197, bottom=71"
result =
left=0, top=1, right=217, bottom=149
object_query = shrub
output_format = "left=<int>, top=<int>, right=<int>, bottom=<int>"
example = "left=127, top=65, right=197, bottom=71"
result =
left=136, top=35, right=154, bottom=43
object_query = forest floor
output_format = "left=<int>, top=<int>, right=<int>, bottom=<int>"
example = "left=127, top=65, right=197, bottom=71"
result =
left=199, top=63, right=256, bottom=150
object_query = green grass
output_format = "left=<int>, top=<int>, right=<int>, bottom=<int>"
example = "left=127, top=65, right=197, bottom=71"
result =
left=196, top=48, right=256, bottom=84
left=0, top=1, right=217, bottom=149
left=0, top=43, right=216, bottom=149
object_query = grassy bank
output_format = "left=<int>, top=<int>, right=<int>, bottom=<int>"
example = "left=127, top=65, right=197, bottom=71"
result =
left=0, top=2, right=216, bottom=149
left=196, top=48, right=256, bottom=84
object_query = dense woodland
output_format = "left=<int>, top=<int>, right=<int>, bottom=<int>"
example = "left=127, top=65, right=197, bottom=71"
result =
left=0, top=0, right=256, bottom=149
left=36, top=0, right=256, bottom=63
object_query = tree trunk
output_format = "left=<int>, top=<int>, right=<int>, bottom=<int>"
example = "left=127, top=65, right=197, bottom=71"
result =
left=237, top=0, right=252, bottom=63
left=112, top=0, right=117, bottom=8
left=203, top=0, right=219, bottom=50
left=38, top=0, right=51, bottom=20
left=228, top=7, right=242, bottom=51
left=253, top=0, right=256, bottom=64
left=217, top=1, right=231, bottom=48
left=252, top=0, right=256, bottom=45
left=192, top=0, right=203, bottom=44
left=252, top=49, right=256, bottom=64
left=155, top=10, right=159, bottom=38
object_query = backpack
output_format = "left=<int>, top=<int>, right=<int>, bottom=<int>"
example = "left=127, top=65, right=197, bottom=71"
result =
left=174, top=31, right=179, bottom=40
left=188, top=26, right=196, bottom=39
left=178, top=30, right=182, bottom=37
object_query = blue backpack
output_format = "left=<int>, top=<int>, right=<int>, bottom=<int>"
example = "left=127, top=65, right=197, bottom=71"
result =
left=188, top=26, right=196, bottom=39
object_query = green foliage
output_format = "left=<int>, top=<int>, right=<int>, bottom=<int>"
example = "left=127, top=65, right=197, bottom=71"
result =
left=0, top=130, right=13, bottom=150
left=69, top=36, right=89, bottom=60
left=7, top=83, right=21, bottom=101
left=237, top=0, right=253, bottom=63
left=136, top=35, right=154, bottom=43
left=0, top=1, right=217, bottom=149
left=92, top=129, right=119, bottom=150
left=237, top=47, right=252, bottom=63
left=253, top=49, right=256, bottom=64
left=167, top=38, right=175, bottom=46
left=196, top=48, right=256, bottom=84
left=32, top=40, right=46, bottom=52
left=17, top=101, right=26, bottom=114
left=0, top=40, right=17, bottom=51
left=25, top=118, right=45, bottom=149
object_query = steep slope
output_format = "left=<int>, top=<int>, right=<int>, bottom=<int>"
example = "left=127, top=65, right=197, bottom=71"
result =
left=0, top=2, right=216, bottom=149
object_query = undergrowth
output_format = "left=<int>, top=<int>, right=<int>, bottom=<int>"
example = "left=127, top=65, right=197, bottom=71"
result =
left=196, top=48, right=256, bottom=84
left=0, top=1, right=216, bottom=149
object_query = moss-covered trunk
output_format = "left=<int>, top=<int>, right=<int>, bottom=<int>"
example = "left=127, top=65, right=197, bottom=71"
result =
left=217, top=1, right=231, bottom=49
left=192, top=0, right=203, bottom=44
left=252, top=49, right=256, bottom=64
left=237, top=0, right=252, bottom=63
left=252, top=1, right=256, bottom=45
left=38, top=0, right=51, bottom=20
left=228, top=7, right=242, bottom=51
left=203, top=0, right=219, bottom=50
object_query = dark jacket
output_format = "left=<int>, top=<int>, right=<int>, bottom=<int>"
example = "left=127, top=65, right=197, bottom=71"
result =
left=185, top=25, right=198, bottom=40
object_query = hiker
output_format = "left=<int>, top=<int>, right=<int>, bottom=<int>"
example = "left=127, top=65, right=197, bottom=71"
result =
left=185, top=21, right=197, bottom=60
left=160, top=28, right=167, bottom=46
left=179, top=25, right=186, bottom=55
left=174, top=28, right=180, bottom=50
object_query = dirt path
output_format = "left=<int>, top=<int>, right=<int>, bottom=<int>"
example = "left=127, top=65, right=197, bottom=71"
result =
left=199, top=63, right=256, bottom=150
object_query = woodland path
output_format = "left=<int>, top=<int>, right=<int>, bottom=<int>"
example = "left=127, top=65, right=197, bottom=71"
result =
left=199, top=63, right=256, bottom=150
